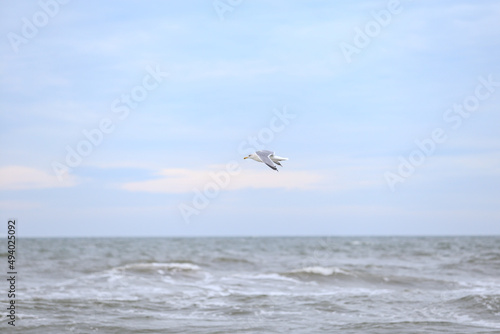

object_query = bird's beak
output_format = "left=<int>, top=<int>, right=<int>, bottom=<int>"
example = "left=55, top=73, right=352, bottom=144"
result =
left=243, top=157, right=248, bottom=159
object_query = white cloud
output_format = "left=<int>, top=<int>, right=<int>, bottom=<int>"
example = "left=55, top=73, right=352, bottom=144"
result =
left=229, top=169, right=324, bottom=190
left=0, top=200, right=42, bottom=210
left=0, top=166, right=78, bottom=190
left=120, top=166, right=325, bottom=193
left=118, top=159, right=391, bottom=194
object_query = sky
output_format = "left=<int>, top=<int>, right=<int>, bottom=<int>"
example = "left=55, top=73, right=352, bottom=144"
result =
left=1, top=0, right=499, bottom=237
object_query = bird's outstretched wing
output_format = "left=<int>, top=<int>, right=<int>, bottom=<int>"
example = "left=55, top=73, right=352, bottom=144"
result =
left=256, top=150, right=278, bottom=171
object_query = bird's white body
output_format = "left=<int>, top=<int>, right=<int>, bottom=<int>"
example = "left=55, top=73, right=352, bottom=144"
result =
left=244, top=150, right=288, bottom=171
left=247, top=153, right=287, bottom=163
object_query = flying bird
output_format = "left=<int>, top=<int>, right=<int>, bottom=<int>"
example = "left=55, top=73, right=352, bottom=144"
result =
left=243, top=150, right=288, bottom=171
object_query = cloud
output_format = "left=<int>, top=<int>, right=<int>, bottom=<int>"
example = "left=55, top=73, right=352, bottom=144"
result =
left=120, top=166, right=325, bottom=193
left=0, top=165, right=78, bottom=190
left=0, top=200, right=42, bottom=210
left=229, top=169, right=324, bottom=191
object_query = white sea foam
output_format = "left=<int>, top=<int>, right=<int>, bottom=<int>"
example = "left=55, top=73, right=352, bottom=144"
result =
left=117, top=262, right=200, bottom=272
left=240, top=273, right=299, bottom=282
left=293, top=266, right=353, bottom=276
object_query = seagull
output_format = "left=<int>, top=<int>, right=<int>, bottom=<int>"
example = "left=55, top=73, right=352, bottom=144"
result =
left=243, top=150, right=288, bottom=171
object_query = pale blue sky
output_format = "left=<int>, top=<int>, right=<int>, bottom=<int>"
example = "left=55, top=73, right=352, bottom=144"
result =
left=1, top=0, right=499, bottom=237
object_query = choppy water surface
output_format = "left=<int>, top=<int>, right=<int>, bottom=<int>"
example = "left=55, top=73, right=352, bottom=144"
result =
left=2, top=236, right=500, bottom=333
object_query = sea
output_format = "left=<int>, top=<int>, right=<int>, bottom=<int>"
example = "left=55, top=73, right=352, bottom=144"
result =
left=2, top=236, right=500, bottom=333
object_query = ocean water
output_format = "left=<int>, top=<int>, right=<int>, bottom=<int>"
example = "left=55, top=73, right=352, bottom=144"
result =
left=2, top=236, right=500, bottom=333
